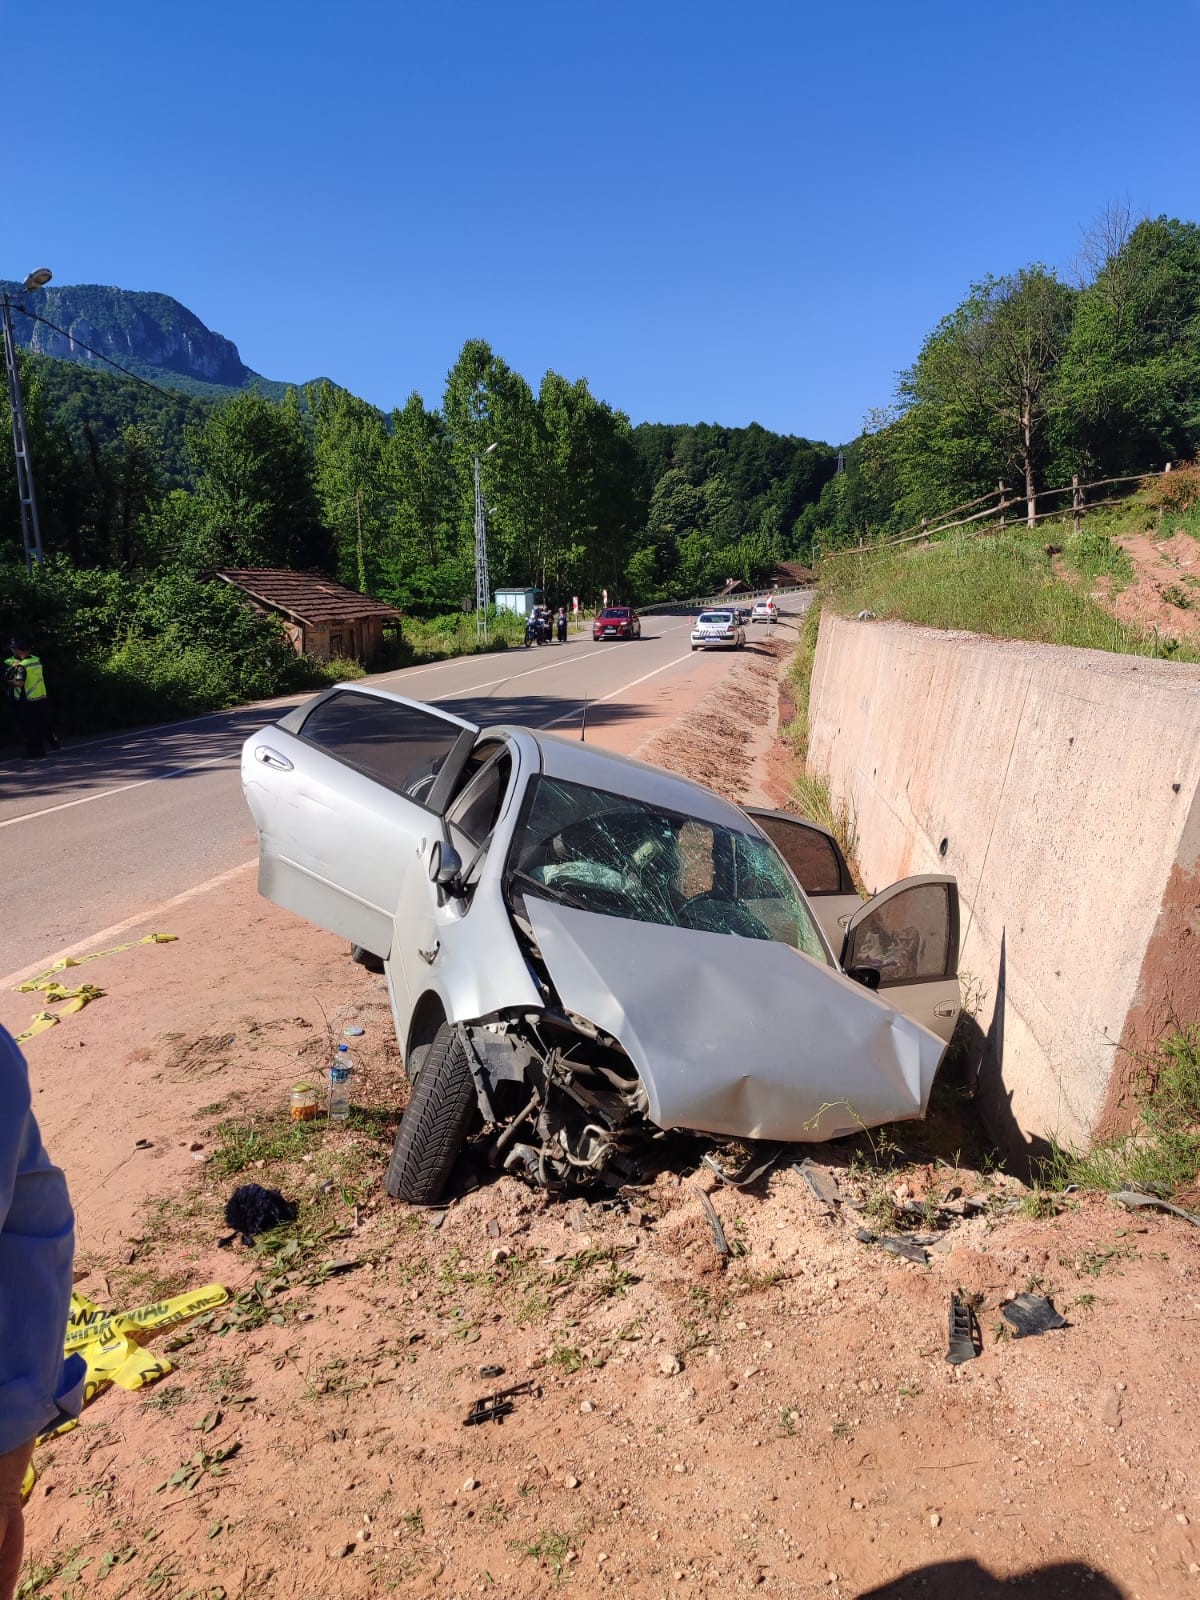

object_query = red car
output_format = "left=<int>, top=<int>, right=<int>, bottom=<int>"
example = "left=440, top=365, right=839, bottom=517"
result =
left=592, top=606, right=642, bottom=641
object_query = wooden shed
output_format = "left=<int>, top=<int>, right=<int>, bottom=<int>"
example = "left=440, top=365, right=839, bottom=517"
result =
left=212, top=569, right=401, bottom=663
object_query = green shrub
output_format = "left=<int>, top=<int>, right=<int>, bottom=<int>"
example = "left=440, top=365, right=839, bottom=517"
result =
left=1040, top=1027, right=1200, bottom=1198
left=1140, top=462, right=1200, bottom=515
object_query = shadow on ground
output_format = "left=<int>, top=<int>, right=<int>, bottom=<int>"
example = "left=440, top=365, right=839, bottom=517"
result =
left=0, top=690, right=655, bottom=807
left=857, top=1560, right=1125, bottom=1598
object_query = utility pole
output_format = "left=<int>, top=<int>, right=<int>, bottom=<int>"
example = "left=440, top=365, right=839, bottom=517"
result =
left=2, top=290, right=44, bottom=571
left=473, top=442, right=497, bottom=643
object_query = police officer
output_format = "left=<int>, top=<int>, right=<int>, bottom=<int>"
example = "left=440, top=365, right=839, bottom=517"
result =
left=4, top=640, right=58, bottom=760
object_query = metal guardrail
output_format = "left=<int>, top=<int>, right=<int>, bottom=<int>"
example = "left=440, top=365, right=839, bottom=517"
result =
left=638, top=583, right=812, bottom=616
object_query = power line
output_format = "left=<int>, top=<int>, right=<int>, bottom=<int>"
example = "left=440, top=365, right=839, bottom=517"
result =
left=6, top=302, right=209, bottom=414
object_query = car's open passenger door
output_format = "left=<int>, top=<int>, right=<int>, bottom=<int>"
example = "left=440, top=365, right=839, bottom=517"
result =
left=241, top=687, right=476, bottom=958
left=743, top=808, right=863, bottom=953
left=841, top=876, right=961, bottom=1044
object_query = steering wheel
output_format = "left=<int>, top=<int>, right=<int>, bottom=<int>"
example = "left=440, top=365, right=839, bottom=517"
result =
left=678, top=891, right=772, bottom=941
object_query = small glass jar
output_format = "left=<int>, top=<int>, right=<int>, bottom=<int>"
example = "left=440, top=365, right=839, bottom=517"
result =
left=290, top=1080, right=319, bottom=1121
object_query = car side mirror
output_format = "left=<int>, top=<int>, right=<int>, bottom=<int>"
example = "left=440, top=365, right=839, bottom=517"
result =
left=845, top=964, right=881, bottom=991
left=428, top=839, right=464, bottom=894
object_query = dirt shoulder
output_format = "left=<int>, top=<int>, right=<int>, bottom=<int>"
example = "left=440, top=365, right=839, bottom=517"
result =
left=12, top=628, right=1200, bottom=1600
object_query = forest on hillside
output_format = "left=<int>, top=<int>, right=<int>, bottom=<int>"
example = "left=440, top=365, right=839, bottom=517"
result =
left=800, top=212, right=1200, bottom=551
left=0, top=336, right=832, bottom=730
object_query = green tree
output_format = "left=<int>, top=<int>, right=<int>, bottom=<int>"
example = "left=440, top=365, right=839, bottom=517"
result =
left=183, top=389, right=327, bottom=571
left=381, top=393, right=464, bottom=610
left=900, top=268, right=1076, bottom=524
left=309, top=381, right=390, bottom=592
left=1053, top=216, right=1200, bottom=478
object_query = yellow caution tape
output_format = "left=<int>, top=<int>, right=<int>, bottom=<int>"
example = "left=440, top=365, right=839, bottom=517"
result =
left=17, top=932, right=176, bottom=993
left=21, top=1461, right=36, bottom=1500
left=15, top=934, right=175, bottom=1042
left=15, top=1011, right=59, bottom=1042
left=63, top=1283, right=230, bottom=1353
left=23, top=1281, right=229, bottom=1496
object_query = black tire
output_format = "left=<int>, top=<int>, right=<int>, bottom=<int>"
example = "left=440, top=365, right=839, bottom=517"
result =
left=384, top=1022, right=476, bottom=1203
left=350, top=944, right=385, bottom=974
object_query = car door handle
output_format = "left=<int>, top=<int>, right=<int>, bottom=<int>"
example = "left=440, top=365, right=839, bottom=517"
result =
left=934, top=1001, right=958, bottom=1018
left=254, top=745, right=293, bottom=772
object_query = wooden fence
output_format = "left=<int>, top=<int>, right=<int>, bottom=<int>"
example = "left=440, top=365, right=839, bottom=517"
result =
left=821, top=463, right=1184, bottom=563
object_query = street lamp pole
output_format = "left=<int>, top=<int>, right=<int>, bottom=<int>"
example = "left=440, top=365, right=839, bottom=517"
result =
left=1, top=272, right=52, bottom=572
left=2, top=267, right=52, bottom=572
left=473, top=441, right=497, bottom=644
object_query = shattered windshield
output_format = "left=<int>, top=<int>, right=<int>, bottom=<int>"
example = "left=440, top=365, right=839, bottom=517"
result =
left=509, top=776, right=830, bottom=961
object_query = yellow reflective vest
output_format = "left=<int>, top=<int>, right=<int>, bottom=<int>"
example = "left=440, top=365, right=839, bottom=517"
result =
left=4, top=654, right=47, bottom=701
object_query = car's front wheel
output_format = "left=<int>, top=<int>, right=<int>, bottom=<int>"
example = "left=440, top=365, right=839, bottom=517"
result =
left=384, top=1021, right=476, bottom=1203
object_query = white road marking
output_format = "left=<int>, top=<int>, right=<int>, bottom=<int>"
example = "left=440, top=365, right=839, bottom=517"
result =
left=541, top=648, right=707, bottom=726
left=0, top=753, right=235, bottom=831
left=0, top=858, right=258, bottom=991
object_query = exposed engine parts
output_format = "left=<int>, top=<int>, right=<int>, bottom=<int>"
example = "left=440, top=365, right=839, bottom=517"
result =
left=461, top=1011, right=650, bottom=1189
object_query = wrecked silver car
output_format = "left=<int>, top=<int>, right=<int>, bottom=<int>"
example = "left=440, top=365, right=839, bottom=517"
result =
left=241, top=686, right=961, bottom=1202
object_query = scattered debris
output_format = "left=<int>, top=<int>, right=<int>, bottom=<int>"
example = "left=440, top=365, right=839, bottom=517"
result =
left=1001, top=1293, right=1068, bottom=1338
left=479, top=1365, right=505, bottom=1379
left=946, top=1294, right=982, bottom=1365
left=224, top=1184, right=298, bottom=1245
left=798, top=1158, right=843, bottom=1211
left=691, top=1183, right=730, bottom=1256
left=702, top=1142, right=786, bottom=1188
left=1113, top=1189, right=1200, bottom=1227
left=854, top=1227, right=930, bottom=1265
left=463, top=1381, right=538, bottom=1427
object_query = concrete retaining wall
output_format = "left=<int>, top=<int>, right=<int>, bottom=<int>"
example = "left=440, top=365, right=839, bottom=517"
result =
left=807, top=614, right=1200, bottom=1156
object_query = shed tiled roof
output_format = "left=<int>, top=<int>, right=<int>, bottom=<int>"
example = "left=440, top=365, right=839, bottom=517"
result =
left=213, top=569, right=401, bottom=626
left=774, top=561, right=814, bottom=584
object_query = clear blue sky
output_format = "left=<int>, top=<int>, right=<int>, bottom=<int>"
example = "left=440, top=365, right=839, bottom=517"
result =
left=6, top=0, right=1199, bottom=444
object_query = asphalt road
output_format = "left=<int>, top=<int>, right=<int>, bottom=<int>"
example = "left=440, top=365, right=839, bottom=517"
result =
left=0, top=610, right=801, bottom=979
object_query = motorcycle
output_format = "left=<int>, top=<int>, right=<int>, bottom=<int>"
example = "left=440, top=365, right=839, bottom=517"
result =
left=524, top=613, right=549, bottom=647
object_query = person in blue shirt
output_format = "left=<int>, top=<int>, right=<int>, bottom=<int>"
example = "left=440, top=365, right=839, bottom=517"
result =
left=0, top=1027, right=84, bottom=1599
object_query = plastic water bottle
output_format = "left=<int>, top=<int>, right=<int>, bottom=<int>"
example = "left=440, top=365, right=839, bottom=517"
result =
left=328, top=1044, right=353, bottom=1122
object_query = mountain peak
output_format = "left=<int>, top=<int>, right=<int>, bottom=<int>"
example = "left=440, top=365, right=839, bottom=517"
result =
left=0, top=281, right=279, bottom=394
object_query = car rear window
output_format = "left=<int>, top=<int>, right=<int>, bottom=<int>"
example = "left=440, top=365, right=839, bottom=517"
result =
left=697, top=613, right=732, bottom=625
left=299, top=691, right=464, bottom=803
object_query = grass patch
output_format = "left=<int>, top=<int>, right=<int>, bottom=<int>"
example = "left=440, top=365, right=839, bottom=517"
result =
left=510, top=1528, right=574, bottom=1578
left=1039, top=1026, right=1200, bottom=1198
left=783, top=599, right=822, bottom=761
left=819, top=530, right=1200, bottom=660
left=208, top=1113, right=323, bottom=1177
left=1058, top=529, right=1133, bottom=587
left=374, top=608, right=528, bottom=668
left=791, top=768, right=860, bottom=877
